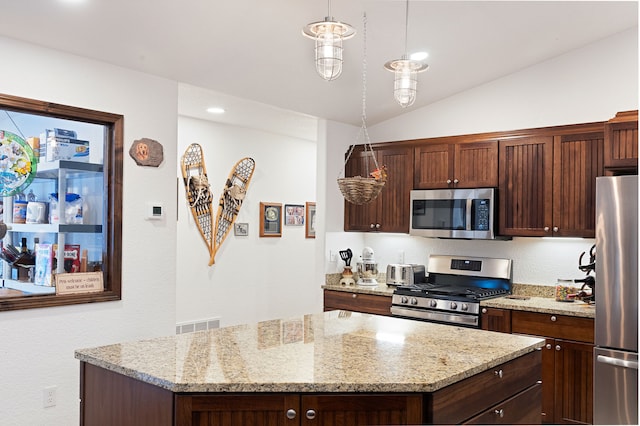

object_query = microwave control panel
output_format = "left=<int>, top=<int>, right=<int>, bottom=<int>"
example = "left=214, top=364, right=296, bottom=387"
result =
left=472, top=199, right=490, bottom=230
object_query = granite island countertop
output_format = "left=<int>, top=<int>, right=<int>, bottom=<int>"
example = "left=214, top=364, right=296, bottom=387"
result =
left=75, top=311, right=544, bottom=394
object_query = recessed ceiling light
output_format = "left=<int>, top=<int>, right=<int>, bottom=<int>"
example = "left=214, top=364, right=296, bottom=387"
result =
left=410, top=51, right=429, bottom=61
left=206, top=107, right=225, bottom=114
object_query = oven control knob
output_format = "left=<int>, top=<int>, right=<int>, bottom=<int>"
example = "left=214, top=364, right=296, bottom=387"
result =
left=401, top=296, right=408, bottom=304
left=450, top=302, right=458, bottom=310
left=429, top=299, right=437, bottom=308
left=461, top=303, right=468, bottom=311
left=410, top=297, right=418, bottom=305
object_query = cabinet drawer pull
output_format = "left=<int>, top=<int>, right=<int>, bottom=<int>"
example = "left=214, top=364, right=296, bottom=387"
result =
left=306, top=409, right=317, bottom=420
left=494, top=369, right=503, bottom=378
left=550, top=315, right=557, bottom=322
left=495, top=409, right=504, bottom=418
left=352, top=294, right=357, bottom=299
left=286, top=409, right=297, bottom=419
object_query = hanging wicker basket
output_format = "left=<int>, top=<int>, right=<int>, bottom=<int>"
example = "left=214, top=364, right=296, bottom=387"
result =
left=336, top=13, right=388, bottom=206
left=337, top=176, right=386, bottom=205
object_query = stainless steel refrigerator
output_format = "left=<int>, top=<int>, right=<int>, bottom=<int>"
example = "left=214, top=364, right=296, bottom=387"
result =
left=594, top=175, right=638, bottom=425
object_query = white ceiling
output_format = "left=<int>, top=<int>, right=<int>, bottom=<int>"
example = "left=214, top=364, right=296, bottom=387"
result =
left=0, top=1, right=637, bottom=129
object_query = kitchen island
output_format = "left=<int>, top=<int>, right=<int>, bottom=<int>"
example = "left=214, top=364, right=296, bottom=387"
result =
left=76, top=311, right=544, bottom=425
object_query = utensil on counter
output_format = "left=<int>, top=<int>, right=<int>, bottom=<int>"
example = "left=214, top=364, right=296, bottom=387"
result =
left=339, top=249, right=352, bottom=266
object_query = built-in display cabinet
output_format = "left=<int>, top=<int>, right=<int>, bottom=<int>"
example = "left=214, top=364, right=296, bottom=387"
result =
left=0, top=93, right=122, bottom=312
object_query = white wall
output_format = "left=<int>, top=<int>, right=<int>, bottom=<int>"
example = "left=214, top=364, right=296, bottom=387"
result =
left=176, top=114, right=319, bottom=327
left=325, top=27, right=638, bottom=286
left=0, top=38, right=178, bottom=425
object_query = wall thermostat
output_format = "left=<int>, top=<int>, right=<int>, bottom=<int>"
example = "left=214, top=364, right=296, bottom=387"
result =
left=146, top=203, right=164, bottom=220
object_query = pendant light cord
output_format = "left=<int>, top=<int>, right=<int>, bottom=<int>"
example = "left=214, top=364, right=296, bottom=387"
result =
left=404, top=0, right=410, bottom=55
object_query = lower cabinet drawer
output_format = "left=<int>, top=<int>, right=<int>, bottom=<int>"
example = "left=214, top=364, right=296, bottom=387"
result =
left=511, top=310, right=594, bottom=343
left=323, top=290, right=392, bottom=316
left=429, top=350, right=541, bottom=424
left=465, top=383, right=542, bottom=424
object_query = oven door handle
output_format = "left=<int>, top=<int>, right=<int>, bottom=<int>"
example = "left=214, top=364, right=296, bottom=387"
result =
left=466, top=198, right=473, bottom=231
left=391, top=306, right=479, bottom=327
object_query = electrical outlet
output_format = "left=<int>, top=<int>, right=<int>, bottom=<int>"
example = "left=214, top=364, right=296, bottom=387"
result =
left=43, top=386, right=57, bottom=408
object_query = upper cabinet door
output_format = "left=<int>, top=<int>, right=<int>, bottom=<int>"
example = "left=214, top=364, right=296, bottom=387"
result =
left=552, top=132, right=604, bottom=238
left=377, top=146, right=414, bottom=233
left=343, top=147, right=380, bottom=232
left=414, top=141, right=498, bottom=189
left=604, top=110, right=638, bottom=172
left=414, top=143, right=454, bottom=189
left=499, top=136, right=554, bottom=237
left=454, top=141, right=498, bottom=188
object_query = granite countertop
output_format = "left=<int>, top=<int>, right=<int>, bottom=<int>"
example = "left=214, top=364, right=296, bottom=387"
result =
left=323, top=277, right=595, bottom=319
left=481, top=296, right=595, bottom=318
left=75, top=311, right=543, bottom=394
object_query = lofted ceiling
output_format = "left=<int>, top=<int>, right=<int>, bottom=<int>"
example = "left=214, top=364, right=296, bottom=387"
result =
left=0, top=1, right=637, bottom=128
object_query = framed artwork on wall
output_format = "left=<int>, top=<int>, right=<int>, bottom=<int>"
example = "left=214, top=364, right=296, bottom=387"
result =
left=285, top=204, right=304, bottom=226
left=260, top=202, right=282, bottom=237
left=305, top=202, right=316, bottom=238
left=234, top=222, right=249, bottom=236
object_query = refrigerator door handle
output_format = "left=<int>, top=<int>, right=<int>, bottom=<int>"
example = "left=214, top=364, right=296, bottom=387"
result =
left=597, top=354, right=639, bottom=370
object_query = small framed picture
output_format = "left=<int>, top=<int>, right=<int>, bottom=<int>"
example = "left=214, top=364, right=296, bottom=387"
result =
left=285, top=204, right=305, bottom=226
left=305, top=202, right=316, bottom=239
left=234, top=222, right=249, bottom=236
left=260, top=202, right=282, bottom=237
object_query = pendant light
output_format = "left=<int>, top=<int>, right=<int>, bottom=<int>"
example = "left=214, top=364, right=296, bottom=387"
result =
left=302, top=0, right=356, bottom=81
left=384, top=0, right=428, bottom=108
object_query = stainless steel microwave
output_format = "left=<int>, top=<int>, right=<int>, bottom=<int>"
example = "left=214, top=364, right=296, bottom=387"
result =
left=409, top=188, right=501, bottom=239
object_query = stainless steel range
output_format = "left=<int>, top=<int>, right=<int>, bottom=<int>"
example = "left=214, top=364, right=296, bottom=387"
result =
left=391, top=255, right=512, bottom=328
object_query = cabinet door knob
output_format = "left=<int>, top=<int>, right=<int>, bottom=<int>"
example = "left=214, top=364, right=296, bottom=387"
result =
left=453, top=178, right=459, bottom=184
left=352, top=294, right=357, bottom=298
left=495, top=409, right=504, bottom=418
left=481, top=308, right=487, bottom=314
left=544, top=226, right=550, bottom=232
left=546, top=343, right=552, bottom=350
left=375, top=223, right=381, bottom=229
left=550, top=315, right=557, bottom=322
left=306, top=409, right=317, bottom=420
left=494, top=369, right=503, bottom=378
left=447, top=179, right=452, bottom=184
left=553, top=226, right=559, bottom=232
left=370, top=223, right=375, bottom=229
left=556, top=345, right=561, bottom=351
left=286, top=409, right=297, bottom=419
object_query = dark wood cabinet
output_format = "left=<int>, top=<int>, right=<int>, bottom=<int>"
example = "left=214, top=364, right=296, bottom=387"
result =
left=511, top=311, right=594, bottom=424
left=481, top=307, right=512, bottom=333
left=344, top=145, right=413, bottom=233
left=81, top=350, right=541, bottom=425
left=466, top=382, right=542, bottom=425
left=499, top=126, right=604, bottom=238
left=323, top=290, right=392, bottom=316
left=176, top=393, right=423, bottom=426
left=604, top=110, right=638, bottom=173
left=429, top=350, right=541, bottom=425
left=414, top=140, right=498, bottom=189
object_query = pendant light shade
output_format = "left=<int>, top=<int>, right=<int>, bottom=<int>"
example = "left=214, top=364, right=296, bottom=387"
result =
left=384, top=56, right=428, bottom=108
left=302, top=1, right=355, bottom=81
left=384, top=0, right=428, bottom=107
